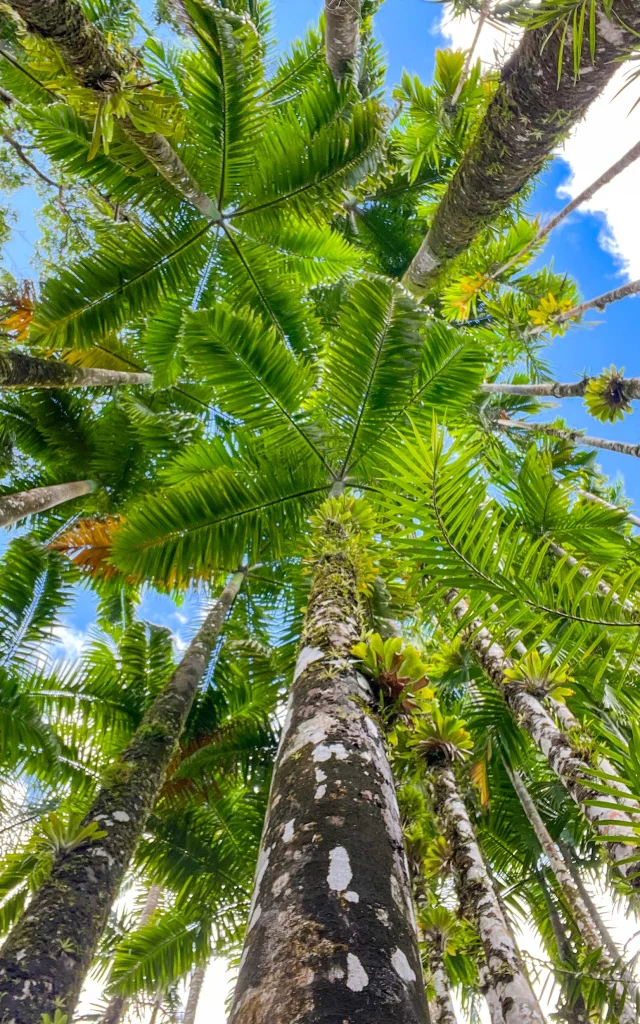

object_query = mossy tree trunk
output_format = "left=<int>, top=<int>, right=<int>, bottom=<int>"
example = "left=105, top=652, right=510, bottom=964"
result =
left=6, top=0, right=219, bottom=219
left=404, top=0, right=640, bottom=289
left=0, top=573, right=244, bottom=1023
left=447, top=593, right=640, bottom=887
left=324, top=0, right=361, bottom=83
left=228, top=538, right=427, bottom=1024
left=0, top=479, right=95, bottom=529
left=498, top=417, right=640, bottom=459
left=0, top=352, right=152, bottom=389
left=432, top=765, right=544, bottom=1024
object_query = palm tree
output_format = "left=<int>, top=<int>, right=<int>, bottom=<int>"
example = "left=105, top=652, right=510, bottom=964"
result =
left=410, top=707, right=544, bottom=1024
left=0, top=570, right=245, bottom=1022
left=0, top=351, right=152, bottom=388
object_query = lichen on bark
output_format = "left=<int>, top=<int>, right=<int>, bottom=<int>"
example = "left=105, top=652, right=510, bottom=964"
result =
left=229, top=504, right=427, bottom=1024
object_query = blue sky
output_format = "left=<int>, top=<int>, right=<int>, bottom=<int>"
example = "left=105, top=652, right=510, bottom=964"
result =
left=2, top=0, right=639, bottom=649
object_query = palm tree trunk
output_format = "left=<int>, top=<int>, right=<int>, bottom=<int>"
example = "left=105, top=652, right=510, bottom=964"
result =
left=0, top=479, right=95, bottom=528
left=0, top=352, right=152, bottom=388
left=0, top=572, right=244, bottom=1024
left=498, top=416, right=640, bottom=459
left=481, top=376, right=640, bottom=399
left=450, top=0, right=491, bottom=107
left=536, top=871, right=589, bottom=1024
left=547, top=541, right=634, bottom=613
left=446, top=593, right=640, bottom=885
left=183, top=963, right=206, bottom=1024
left=510, top=769, right=637, bottom=1022
left=228, top=541, right=427, bottom=1024
left=558, top=844, right=628, bottom=965
left=538, top=277, right=640, bottom=332
left=427, top=937, right=459, bottom=1024
left=403, top=0, right=640, bottom=289
left=490, top=139, right=640, bottom=279
left=479, top=962, right=504, bottom=1024
left=101, top=885, right=162, bottom=1024
left=432, top=764, right=544, bottom=1024
left=5, top=0, right=219, bottom=220
left=324, top=0, right=361, bottom=82
left=575, top=489, right=640, bottom=529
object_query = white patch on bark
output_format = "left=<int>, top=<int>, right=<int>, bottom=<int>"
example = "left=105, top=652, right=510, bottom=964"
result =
left=327, top=846, right=353, bottom=892
left=248, top=844, right=272, bottom=921
left=390, top=874, right=403, bottom=911
left=283, top=819, right=295, bottom=844
left=344, top=890, right=360, bottom=903
left=376, top=908, right=390, bottom=926
left=328, top=966, right=345, bottom=982
left=391, top=948, right=417, bottom=983
left=112, top=810, right=130, bottom=822
left=293, top=646, right=325, bottom=682
left=272, top=872, right=290, bottom=897
left=346, top=953, right=369, bottom=992
left=248, top=903, right=261, bottom=931
left=364, top=716, right=379, bottom=739
left=315, top=768, right=327, bottom=783
left=313, top=742, right=348, bottom=762
left=315, top=785, right=327, bottom=800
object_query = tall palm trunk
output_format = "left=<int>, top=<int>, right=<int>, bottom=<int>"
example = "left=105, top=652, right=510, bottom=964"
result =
left=0, top=351, right=152, bottom=388
left=6, top=0, right=219, bottom=219
left=183, top=964, right=206, bottom=1024
left=478, top=962, right=504, bottom=1024
left=324, top=0, right=361, bottom=82
left=446, top=593, right=640, bottom=885
left=0, top=479, right=95, bottom=528
left=432, top=764, right=544, bottom=1024
left=101, top=885, right=162, bottom=1024
left=498, top=416, right=640, bottom=459
left=426, top=934, right=459, bottom=1024
left=0, top=572, right=244, bottom=1024
left=511, top=771, right=637, bottom=1021
left=536, top=871, right=588, bottom=1024
left=228, top=528, right=427, bottom=1024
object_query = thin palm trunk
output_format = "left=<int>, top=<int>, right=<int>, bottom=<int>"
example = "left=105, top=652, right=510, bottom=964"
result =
left=547, top=541, right=634, bottom=613
left=490, top=139, right=640, bottom=279
left=536, top=871, right=588, bottom=1024
left=0, top=352, right=152, bottom=388
left=558, top=844, right=629, bottom=965
left=432, top=763, right=544, bottom=1024
left=510, top=769, right=637, bottom=1021
left=481, top=376, right=640, bottom=399
left=450, top=0, right=491, bottom=107
left=402, top=0, right=640, bottom=288
left=324, top=0, right=361, bottom=82
left=576, top=489, right=640, bottom=529
left=6, top=0, right=219, bottom=219
left=183, top=964, right=206, bottom=1024
left=0, top=572, right=244, bottom=1023
left=498, top=417, right=640, bottom=460
left=446, top=592, right=640, bottom=885
left=426, top=935, right=459, bottom=1024
left=101, top=885, right=162, bottom=1024
left=528, top=278, right=640, bottom=335
left=228, top=537, right=427, bottom=1024
left=0, top=480, right=95, bottom=529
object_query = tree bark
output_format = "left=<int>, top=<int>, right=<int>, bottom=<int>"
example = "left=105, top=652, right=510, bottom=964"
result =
left=426, top=936, right=459, bottom=1024
left=6, top=0, right=219, bottom=219
left=324, top=0, right=361, bottom=83
left=228, top=545, right=427, bottom=1024
left=481, top=377, right=640, bottom=399
left=446, top=593, right=640, bottom=886
left=559, top=844, right=628, bottom=966
left=552, top=277, right=640, bottom=326
left=0, top=572, right=244, bottom=1023
left=403, top=0, right=640, bottom=289
left=432, top=764, right=544, bottom=1024
left=509, top=768, right=637, bottom=1022
left=183, top=963, right=206, bottom=1024
left=490, top=139, right=640, bottom=279
left=0, top=479, right=95, bottom=528
left=0, top=351, right=152, bottom=388
left=479, top=962, right=504, bottom=1024
left=101, top=885, right=162, bottom=1024
left=498, top=417, right=640, bottom=460
left=547, top=541, right=634, bottom=613
left=576, top=489, right=640, bottom=529
left=536, top=871, right=589, bottom=1024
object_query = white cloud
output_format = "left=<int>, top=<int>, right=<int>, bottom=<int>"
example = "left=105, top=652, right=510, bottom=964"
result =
left=439, top=7, right=640, bottom=280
